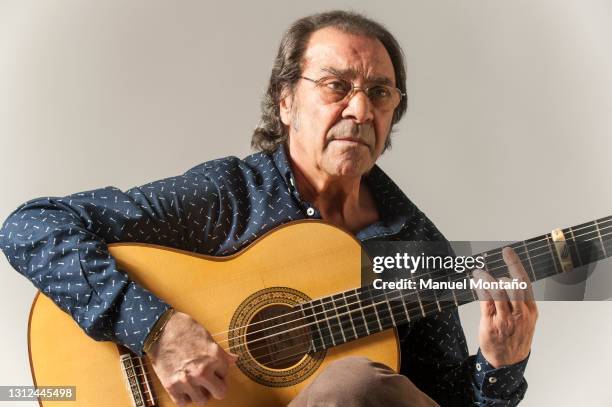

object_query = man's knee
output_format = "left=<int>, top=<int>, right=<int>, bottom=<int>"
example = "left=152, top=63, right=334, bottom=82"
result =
left=290, top=356, right=439, bottom=407
left=321, top=356, right=386, bottom=386
left=309, top=356, right=391, bottom=400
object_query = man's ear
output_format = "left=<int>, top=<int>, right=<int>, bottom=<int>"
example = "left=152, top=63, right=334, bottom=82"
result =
left=279, top=89, right=293, bottom=126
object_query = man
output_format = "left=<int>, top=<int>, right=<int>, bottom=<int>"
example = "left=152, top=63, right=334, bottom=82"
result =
left=0, top=10, right=536, bottom=406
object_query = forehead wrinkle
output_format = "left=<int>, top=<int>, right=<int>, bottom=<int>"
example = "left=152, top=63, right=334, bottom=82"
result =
left=319, top=66, right=394, bottom=86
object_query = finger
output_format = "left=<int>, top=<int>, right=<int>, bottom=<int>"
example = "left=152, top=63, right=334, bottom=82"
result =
left=213, top=347, right=237, bottom=378
left=499, top=276, right=526, bottom=313
left=169, top=394, right=186, bottom=407
left=476, top=269, right=512, bottom=317
left=472, top=269, right=493, bottom=300
left=222, top=349, right=239, bottom=367
left=228, top=352, right=239, bottom=364
left=168, top=390, right=189, bottom=407
left=502, top=247, right=534, bottom=301
left=196, top=371, right=228, bottom=400
left=473, top=269, right=495, bottom=317
left=183, top=385, right=209, bottom=406
left=167, top=374, right=191, bottom=407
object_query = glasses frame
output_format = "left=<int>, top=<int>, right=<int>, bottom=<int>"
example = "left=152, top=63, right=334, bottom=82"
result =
left=299, top=75, right=406, bottom=111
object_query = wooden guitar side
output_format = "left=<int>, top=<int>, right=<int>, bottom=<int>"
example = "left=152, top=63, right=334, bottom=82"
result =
left=28, top=221, right=399, bottom=406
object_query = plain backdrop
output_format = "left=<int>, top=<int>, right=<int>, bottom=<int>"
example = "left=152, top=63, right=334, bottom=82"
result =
left=1, top=1, right=611, bottom=406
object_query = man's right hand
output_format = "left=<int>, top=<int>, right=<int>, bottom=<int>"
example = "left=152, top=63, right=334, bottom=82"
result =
left=146, top=311, right=238, bottom=406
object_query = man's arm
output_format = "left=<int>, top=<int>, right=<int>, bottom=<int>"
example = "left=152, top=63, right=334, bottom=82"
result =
left=401, top=247, right=537, bottom=406
left=0, top=169, right=221, bottom=355
left=401, top=309, right=529, bottom=406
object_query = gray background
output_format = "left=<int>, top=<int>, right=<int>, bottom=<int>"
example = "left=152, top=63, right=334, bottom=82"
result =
left=1, top=1, right=611, bottom=405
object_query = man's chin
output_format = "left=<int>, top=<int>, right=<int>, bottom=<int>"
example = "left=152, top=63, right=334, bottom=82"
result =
left=323, top=157, right=373, bottom=179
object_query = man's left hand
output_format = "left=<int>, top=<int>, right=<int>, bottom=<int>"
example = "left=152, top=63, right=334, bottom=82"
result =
left=473, top=247, right=538, bottom=368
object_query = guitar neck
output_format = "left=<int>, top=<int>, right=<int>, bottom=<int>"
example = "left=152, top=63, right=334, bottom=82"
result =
left=299, top=215, right=612, bottom=353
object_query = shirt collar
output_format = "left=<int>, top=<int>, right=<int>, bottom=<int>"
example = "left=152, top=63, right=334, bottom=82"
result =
left=270, top=143, right=417, bottom=239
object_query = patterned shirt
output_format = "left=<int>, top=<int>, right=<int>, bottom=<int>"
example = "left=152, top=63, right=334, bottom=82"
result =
left=0, top=145, right=528, bottom=406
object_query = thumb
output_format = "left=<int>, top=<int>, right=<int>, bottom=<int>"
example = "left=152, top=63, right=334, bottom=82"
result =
left=225, top=351, right=239, bottom=364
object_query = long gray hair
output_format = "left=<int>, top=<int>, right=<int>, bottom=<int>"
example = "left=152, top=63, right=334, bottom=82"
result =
left=251, top=10, right=407, bottom=153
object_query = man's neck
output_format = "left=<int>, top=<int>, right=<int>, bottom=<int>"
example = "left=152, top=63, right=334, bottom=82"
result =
left=290, top=159, right=379, bottom=234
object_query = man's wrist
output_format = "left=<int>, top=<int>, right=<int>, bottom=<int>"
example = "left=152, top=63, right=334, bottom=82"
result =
left=143, top=308, right=175, bottom=355
left=473, top=348, right=529, bottom=400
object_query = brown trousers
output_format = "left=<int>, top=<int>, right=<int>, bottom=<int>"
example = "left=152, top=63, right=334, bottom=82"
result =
left=288, top=357, right=440, bottom=407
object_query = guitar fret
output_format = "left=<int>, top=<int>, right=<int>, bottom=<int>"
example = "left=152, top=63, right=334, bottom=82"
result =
left=567, top=226, right=584, bottom=267
left=346, top=289, right=369, bottom=338
left=373, top=288, right=394, bottom=330
left=448, top=275, right=459, bottom=307
left=299, top=303, right=323, bottom=352
left=342, top=292, right=359, bottom=339
left=413, top=287, right=426, bottom=317
left=364, top=287, right=384, bottom=332
left=322, top=298, right=344, bottom=345
left=595, top=219, right=608, bottom=258
left=332, top=293, right=356, bottom=342
left=381, top=289, right=397, bottom=327
left=311, top=299, right=335, bottom=349
left=399, top=286, right=411, bottom=323
left=522, top=240, right=537, bottom=282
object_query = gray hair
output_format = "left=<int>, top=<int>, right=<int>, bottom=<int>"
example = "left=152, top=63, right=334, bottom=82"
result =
left=251, top=10, right=408, bottom=153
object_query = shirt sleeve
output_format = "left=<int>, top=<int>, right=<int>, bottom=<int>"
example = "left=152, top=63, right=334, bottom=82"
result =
left=0, top=169, right=222, bottom=355
left=399, top=309, right=529, bottom=406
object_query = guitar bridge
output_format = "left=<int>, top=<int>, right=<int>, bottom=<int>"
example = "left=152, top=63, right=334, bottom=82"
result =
left=120, top=351, right=157, bottom=407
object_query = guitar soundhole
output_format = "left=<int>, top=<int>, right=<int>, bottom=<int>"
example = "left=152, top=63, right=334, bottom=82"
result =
left=246, top=304, right=311, bottom=369
left=230, top=287, right=325, bottom=386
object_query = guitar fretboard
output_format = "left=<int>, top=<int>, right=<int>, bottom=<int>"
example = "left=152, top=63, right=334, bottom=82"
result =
left=298, top=215, right=612, bottom=353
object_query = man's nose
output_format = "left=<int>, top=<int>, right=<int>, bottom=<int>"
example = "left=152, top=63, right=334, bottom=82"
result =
left=342, top=89, right=374, bottom=124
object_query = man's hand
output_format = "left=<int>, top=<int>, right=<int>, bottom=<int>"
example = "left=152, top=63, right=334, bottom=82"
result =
left=473, top=247, right=538, bottom=368
left=146, top=311, right=238, bottom=406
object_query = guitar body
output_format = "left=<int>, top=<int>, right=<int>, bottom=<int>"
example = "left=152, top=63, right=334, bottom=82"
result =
left=28, top=221, right=399, bottom=406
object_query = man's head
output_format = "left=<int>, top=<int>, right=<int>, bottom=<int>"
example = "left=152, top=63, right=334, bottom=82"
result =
left=252, top=11, right=407, bottom=178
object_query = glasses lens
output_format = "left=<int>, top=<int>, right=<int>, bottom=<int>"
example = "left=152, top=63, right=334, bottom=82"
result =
left=367, top=85, right=401, bottom=111
left=319, top=78, right=352, bottom=102
left=312, top=77, right=402, bottom=111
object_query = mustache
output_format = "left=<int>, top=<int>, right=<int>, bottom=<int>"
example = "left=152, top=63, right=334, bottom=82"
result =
left=327, top=120, right=375, bottom=145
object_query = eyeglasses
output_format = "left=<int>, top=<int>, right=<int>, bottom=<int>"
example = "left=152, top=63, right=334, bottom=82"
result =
left=299, top=76, right=405, bottom=112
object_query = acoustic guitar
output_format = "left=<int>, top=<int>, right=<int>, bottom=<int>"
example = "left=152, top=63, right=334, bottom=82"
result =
left=28, top=217, right=612, bottom=406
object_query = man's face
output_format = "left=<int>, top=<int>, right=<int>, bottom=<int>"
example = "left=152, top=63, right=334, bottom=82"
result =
left=280, top=27, right=397, bottom=180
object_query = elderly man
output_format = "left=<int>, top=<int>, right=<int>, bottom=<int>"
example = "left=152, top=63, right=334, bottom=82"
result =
left=0, top=10, right=536, bottom=407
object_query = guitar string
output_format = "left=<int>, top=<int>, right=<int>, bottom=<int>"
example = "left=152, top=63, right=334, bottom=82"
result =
left=127, top=232, right=610, bottom=384
left=208, top=219, right=611, bottom=340
left=209, top=238, right=546, bottom=345
left=222, top=232, right=609, bottom=370
left=128, top=245, right=549, bottom=384
left=222, top=251, right=549, bottom=361
left=123, top=241, right=558, bottom=387
left=214, top=234, right=606, bottom=359
left=209, top=225, right=612, bottom=349
left=120, top=220, right=612, bottom=395
left=208, top=222, right=612, bottom=342
left=213, top=242, right=550, bottom=351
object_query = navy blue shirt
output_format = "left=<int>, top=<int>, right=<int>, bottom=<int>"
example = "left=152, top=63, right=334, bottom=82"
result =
left=1, top=145, right=528, bottom=406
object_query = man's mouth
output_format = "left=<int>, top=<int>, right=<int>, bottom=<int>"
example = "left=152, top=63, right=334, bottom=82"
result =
left=332, top=137, right=370, bottom=147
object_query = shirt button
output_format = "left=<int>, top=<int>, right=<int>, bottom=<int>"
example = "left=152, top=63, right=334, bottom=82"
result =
left=306, top=207, right=315, bottom=216
left=289, top=177, right=295, bottom=187
left=488, top=377, right=497, bottom=384
left=475, top=363, right=482, bottom=372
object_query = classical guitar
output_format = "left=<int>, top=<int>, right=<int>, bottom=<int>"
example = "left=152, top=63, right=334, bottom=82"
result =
left=28, top=217, right=611, bottom=406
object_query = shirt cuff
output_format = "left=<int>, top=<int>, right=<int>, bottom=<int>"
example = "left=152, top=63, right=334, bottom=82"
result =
left=112, top=282, right=171, bottom=356
left=473, top=349, right=529, bottom=400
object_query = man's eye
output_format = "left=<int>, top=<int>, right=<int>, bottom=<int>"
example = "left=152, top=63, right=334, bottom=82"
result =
left=368, top=86, right=390, bottom=99
left=324, top=80, right=351, bottom=93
